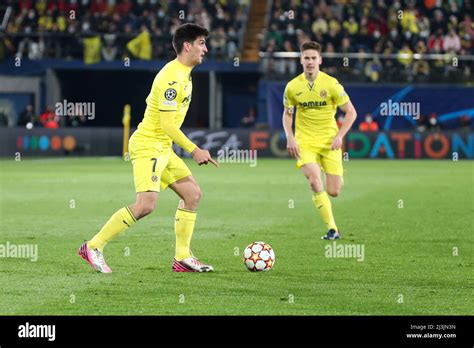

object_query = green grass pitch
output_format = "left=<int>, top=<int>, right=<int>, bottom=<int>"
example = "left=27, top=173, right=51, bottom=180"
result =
left=0, top=157, right=472, bottom=315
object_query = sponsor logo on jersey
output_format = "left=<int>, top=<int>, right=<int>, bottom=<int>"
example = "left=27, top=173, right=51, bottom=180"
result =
left=299, top=101, right=327, bottom=108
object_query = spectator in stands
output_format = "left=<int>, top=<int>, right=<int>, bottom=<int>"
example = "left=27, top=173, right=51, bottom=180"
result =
left=241, top=106, right=256, bottom=128
left=16, top=36, right=45, bottom=60
left=68, top=104, right=88, bottom=127
left=412, top=40, right=430, bottom=81
left=398, top=42, right=414, bottom=81
left=353, top=47, right=366, bottom=77
left=7, top=0, right=249, bottom=61
left=226, top=27, right=238, bottom=59
left=0, top=110, right=9, bottom=127
left=444, top=28, right=462, bottom=53
left=343, top=16, right=359, bottom=36
left=102, top=34, right=118, bottom=62
left=18, top=104, right=38, bottom=128
left=413, top=59, right=430, bottom=82
left=365, top=56, right=383, bottom=82
left=312, top=14, right=328, bottom=35
left=417, top=15, right=431, bottom=40
left=428, top=28, right=444, bottom=53
left=426, top=113, right=441, bottom=131
left=327, top=12, right=342, bottom=35
left=0, top=32, right=15, bottom=62
left=340, top=36, right=353, bottom=53
left=280, top=39, right=297, bottom=75
left=400, top=3, right=419, bottom=39
left=326, top=27, right=341, bottom=50
left=5, top=0, right=473, bottom=84
left=359, top=114, right=379, bottom=132
left=39, top=105, right=58, bottom=128
left=459, top=115, right=471, bottom=130
left=210, top=26, right=227, bottom=60
left=323, top=42, right=338, bottom=75
left=416, top=114, right=427, bottom=132
left=430, top=10, right=447, bottom=34
left=398, top=42, right=413, bottom=66
left=262, top=37, right=278, bottom=75
left=459, top=14, right=474, bottom=41
left=283, top=23, right=297, bottom=48
left=265, top=23, right=283, bottom=50
left=299, top=12, right=313, bottom=34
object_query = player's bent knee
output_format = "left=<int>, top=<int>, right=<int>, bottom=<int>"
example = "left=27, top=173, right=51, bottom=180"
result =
left=183, top=186, right=202, bottom=208
left=327, top=188, right=340, bottom=197
left=191, top=187, right=202, bottom=205
left=133, top=194, right=157, bottom=218
left=136, top=202, right=155, bottom=218
left=308, top=176, right=323, bottom=193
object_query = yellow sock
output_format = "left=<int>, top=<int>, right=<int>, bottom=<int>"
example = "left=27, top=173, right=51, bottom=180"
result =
left=88, top=207, right=137, bottom=251
left=312, top=191, right=338, bottom=231
left=174, top=208, right=196, bottom=261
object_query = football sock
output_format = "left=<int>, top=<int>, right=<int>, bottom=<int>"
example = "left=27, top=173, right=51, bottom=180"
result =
left=174, top=208, right=197, bottom=261
left=312, top=191, right=338, bottom=231
left=88, top=207, right=137, bottom=251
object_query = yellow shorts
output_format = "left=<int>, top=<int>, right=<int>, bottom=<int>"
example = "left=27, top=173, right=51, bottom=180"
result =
left=129, top=138, right=192, bottom=193
left=296, top=145, right=343, bottom=176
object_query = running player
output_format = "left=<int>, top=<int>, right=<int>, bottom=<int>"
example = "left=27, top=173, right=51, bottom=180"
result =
left=282, top=41, right=357, bottom=240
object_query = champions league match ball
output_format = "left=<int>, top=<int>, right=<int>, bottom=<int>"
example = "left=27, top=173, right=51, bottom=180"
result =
left=243, top=242, right=275, bottom=272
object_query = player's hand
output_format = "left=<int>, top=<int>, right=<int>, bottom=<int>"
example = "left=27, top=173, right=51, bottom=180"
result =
left=331, top=135, right=343, bottom=150
left=191, top=147, right=219, bottom=167
left=286, top=138, right=300, bottom=159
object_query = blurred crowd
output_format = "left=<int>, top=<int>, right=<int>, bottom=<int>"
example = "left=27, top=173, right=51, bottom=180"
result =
left=0, top=0, right=248, bottom=62
left=262, top=0, right=473, bottom=82
left=14, top=104, right=88, bottom=128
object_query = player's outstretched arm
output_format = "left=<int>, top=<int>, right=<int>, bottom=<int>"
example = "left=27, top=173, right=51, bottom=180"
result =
left=160, top=111, right=218, bottom=167
left=161, top=110, right=197, bottom=153
left=331, top=101, right=357, bottom=150
left=282, top=107, right=300, bottom=159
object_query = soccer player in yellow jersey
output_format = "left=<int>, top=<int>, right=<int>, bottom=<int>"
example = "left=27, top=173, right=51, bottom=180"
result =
left=282, top=41, right=357, bottom=240
left=79, top=24, right=218, bottom=273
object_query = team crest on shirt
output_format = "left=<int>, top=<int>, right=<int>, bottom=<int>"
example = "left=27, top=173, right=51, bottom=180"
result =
left=151, top=175, right=158, bottom=182
left=164, top=88, right=177, bottom=101
left=320, top=90, right=327, bottom=98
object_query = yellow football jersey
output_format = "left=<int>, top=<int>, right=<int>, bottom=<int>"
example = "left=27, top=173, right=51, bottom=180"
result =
left=133, top=58, right=193, bottom=149
left=283, top=71, right=350, bottom=147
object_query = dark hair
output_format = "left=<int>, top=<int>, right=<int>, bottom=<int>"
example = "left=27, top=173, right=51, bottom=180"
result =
left=172, top=23, right=210, bottom=54
left=300, top=41, right=322, bottom=53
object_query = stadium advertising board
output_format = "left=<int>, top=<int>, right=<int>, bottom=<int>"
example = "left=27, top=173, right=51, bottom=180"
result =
left=1, top=128, right=472, bottom=159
